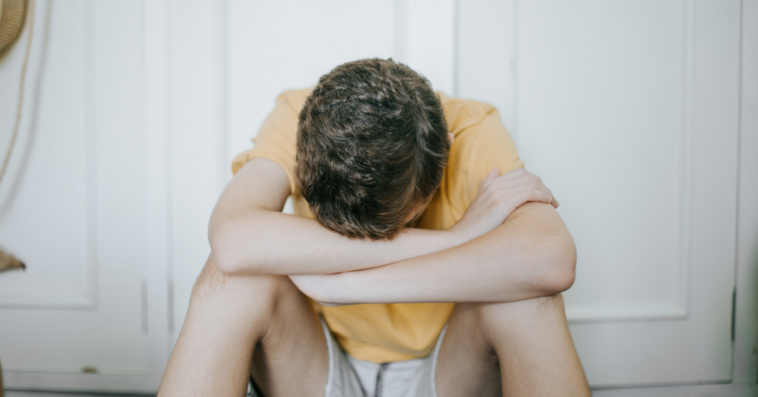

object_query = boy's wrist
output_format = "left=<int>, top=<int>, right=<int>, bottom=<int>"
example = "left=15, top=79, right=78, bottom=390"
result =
left=443, top=224, right=473, bottom=248
left=299, top=229, right=466, bottom=306
left=309, top=271, right=361, bottom=306
left=330, top=271, right=360, bottom=305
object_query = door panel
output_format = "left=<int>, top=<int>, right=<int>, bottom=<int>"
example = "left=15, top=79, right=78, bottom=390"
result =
left=459, top=0, right=739, bottom=386
left=0, top=0, right=92, bottom=309
left=0, top=1, right=166, bottom=391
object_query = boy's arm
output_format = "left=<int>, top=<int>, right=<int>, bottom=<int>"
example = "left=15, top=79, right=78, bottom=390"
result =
left=290, top=201, right=576, bottom=304
left=210, top=158, right=553, bottom=275
left=209, top=158, right=459, bottom=275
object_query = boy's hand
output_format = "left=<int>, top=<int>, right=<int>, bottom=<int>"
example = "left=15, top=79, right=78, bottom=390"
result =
left=448, top=167, right=558, bottom=243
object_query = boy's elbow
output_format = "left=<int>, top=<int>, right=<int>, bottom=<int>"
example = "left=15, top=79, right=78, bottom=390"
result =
left=209, top=221, right=260, bottom=275
left=546, top=261, right=576, bottom=294
left=537, top=234, right=577, bottom=294
left=209, top=237, right=242, bottom=275
left=210, top=248, right=244, bottom=275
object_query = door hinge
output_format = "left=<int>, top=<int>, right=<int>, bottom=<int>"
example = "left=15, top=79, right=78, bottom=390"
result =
left=168, top=280, right=175, bottom=335
left=731, top=287, right=737, bottom=342
left=141, top=278, right=148, bottom=334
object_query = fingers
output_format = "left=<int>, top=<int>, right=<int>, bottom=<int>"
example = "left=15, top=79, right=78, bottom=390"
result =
left=478, top=167, right=502, bottom=193
left=485, top=166, right=501, bottom=181
left=514, top=188, right=554, bottom=208
left=497, top=167, right=529, bottom=181
left=539, top=184, right=559, bottom=208
left=491, top=169, right=560, bottom=205
left=486, top=181, right=555, bottom=209
left=479, top=166, right=514, bottom=193
left=487, top=179, right=552, bottom=201
left=479, top=167, right=560, bottom=208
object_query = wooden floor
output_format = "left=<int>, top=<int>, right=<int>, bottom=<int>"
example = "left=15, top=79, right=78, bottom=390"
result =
left=592, top=384, right=757, bottom=396
left=4, top=393, right=153, bottom=397
left=4, top=384, right=758, bottom=397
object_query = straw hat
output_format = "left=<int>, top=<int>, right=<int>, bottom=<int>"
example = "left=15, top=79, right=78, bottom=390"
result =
left=0, top=0, right=30, bottom=275
left=0, top=0, right=27, bottom=53
left=0, top=3, right=29, bottom=395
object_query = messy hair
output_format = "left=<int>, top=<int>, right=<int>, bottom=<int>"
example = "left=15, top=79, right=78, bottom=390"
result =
left=295, top=58, right=450, bottom=240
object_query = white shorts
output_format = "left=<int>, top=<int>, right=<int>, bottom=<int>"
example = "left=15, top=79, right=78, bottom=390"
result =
left=248, top=319, right=445, bottom=397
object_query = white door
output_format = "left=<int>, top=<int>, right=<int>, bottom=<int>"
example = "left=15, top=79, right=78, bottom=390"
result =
left=0, top=1, right=169, bottom=392
left=174, top=0, right=461, bottom=336
left=0, top=0, right=741, bottom=392
left=458, top=0, right=739, bottom=386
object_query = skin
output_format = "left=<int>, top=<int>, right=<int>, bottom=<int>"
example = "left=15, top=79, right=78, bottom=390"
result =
left=159, top=133, right=591, bottom=396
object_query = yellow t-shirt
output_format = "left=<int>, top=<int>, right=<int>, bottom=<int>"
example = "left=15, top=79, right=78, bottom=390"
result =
left=231, top=88, right=524, bottom=363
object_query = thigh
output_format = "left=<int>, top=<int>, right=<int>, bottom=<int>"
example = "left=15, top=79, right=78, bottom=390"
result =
left=249, top=281, right=329, bottom=397
left=436, top=295, right=590, bottom=397
left=434, top=303, right=502, bottom=397
left=477, top=294, right=589, bottom=397
left=158, top=255, right=329, bottom=397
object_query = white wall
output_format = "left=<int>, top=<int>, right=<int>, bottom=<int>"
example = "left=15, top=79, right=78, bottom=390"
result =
left=0, top=0, right=754, bottom=392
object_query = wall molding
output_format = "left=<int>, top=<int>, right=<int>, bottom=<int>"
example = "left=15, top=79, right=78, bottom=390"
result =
left=732, top=0, right=758, bottom=384
left=567, top=304, right=687, bottom=324
left=675, top=0, right=695, bottom=322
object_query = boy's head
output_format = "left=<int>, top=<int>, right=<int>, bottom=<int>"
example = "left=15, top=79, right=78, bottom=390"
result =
left=295, top=58, right=450, bottom=240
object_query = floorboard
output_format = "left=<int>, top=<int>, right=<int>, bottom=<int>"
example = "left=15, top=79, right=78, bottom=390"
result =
left=4, top=383, right=757, bottom=396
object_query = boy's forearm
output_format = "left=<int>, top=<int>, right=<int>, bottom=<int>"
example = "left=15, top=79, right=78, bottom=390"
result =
left=291, top=203, right=576, bottom=304
left=210, top=158, right=466, bottom=276
left=211, top=209, right=461, bottom=276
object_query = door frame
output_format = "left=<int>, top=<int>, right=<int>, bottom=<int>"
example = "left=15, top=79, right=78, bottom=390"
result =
left=732, top=0, right=758, bottom=386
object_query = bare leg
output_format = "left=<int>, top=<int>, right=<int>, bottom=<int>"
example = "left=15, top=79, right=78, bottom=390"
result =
left=436, top=294, right=590, bottom=397
left=158, top=255, right=329, bottom=397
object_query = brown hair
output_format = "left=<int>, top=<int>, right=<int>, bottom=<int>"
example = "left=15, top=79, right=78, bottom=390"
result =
left=295, top=58, right=450, bottom=240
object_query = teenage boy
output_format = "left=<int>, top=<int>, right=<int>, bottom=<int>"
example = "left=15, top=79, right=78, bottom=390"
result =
left=159, top=58, right=590, bottom=397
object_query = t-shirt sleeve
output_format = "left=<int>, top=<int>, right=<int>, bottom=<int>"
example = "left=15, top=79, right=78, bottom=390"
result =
left=447, top=105, right=524, bottom=210
left=230, top=92, right=300, bottom=194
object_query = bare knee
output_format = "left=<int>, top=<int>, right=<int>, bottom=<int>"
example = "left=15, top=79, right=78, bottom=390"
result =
left=467, top=294, right=567, bottom=341
left=477, top=292, right=564, bottom=316
left=190, top=254, right=304, bottom=319
left=519, top=292, right=565, bottom=313
left=192, top=255, right=229, bottom=298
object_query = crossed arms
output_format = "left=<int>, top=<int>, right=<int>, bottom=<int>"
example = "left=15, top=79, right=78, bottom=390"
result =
left=209, top=157, right=576, bottom=305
